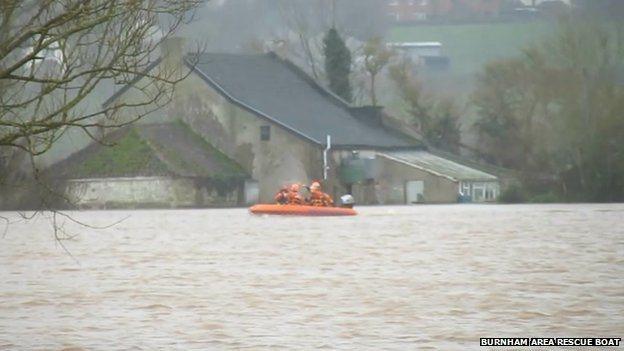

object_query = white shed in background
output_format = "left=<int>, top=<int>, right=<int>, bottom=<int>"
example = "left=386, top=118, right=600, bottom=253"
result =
left=388, top=41, right=443, bottom=59
left=387, top=42, right=450, bottom=71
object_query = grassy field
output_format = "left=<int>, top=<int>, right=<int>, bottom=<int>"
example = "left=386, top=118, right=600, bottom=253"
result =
left=385, top=21, right=558, bottom=129
left=389, top=21, right=556, bottom=77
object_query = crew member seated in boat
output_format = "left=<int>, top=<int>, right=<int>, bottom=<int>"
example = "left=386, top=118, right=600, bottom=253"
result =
left=274, top=186, right=289, bottom=205
left=308, top=181, right=334, bottom=207
left=287, top=183, right=304, bottom=205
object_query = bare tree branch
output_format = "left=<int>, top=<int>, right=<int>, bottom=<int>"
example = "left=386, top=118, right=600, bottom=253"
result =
left=0, top=0, right=206, bottom=247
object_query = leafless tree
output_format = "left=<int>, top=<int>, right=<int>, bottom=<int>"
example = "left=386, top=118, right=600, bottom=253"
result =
left=0, top=0, right=205, bottom=239
left=276, top=0, right=330, bottom=80
left=274, top=0, right=388, bottom=83
left=0, top=0, right=204, bottom=183
left=362, top=37, right=393, bottom=106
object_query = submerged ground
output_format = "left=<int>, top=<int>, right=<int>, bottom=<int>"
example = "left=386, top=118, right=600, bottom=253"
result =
left=1, top=205, right=622, bottom=350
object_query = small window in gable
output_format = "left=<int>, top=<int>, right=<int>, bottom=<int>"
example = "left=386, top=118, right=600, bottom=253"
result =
left=260, top=125, right=271, bottom=141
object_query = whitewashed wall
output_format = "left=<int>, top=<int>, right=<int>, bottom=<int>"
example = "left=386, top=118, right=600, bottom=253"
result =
left=65, top=177, right=241, bottom=209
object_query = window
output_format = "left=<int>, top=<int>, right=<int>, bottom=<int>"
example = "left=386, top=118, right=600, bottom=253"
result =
left=472, top=183, right=485, bottom=202
left=260, top=125, right=270, bottom=141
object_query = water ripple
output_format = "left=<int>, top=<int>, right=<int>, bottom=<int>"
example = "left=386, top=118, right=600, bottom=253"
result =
left=0, top=204, right=622, bottom=350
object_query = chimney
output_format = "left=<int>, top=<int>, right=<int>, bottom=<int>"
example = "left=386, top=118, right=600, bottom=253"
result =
left=348, top=106, right=384, bottom=126
left=160, top=37, right=186, bottom=76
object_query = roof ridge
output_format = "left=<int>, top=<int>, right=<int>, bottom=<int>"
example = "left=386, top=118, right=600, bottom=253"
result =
left=102, top=59, right=162, bottom=107
left=266, top=52, right=354, bottom=110
left=265, top=53, right=423, bottom=147
left=184, top=52, right=420, bottom=149
left=184, top=54, right=323, bottom=145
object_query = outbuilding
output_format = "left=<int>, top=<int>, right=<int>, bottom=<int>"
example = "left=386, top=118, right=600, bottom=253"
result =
left=47, top=121, right=249, bottom=209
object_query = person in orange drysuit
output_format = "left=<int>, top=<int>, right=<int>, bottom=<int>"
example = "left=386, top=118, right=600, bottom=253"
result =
left=287, top=183, right=304, bottom=205
left=308, top=181, right=334, bottom=207
left=274, top=186, right=289, bottom=205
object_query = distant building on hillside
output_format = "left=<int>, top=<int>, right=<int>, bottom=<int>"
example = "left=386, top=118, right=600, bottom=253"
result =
left=387, top=42, right=450, bottom=71
left=389, top=41, right=443, bottom=57
left=518, top=0, right=571, bottom=5
left=387, top=0, right=433, bottom=22
left=386, top=0, right=504, bottom=23
left=503, top=0, right=570, bottom=18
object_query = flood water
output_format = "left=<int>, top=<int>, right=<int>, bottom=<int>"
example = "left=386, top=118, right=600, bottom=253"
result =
left=1, top=204, right=623, bottom=350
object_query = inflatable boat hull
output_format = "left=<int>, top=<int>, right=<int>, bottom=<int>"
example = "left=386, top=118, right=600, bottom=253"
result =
left=249, top=204, right=357, bottom=216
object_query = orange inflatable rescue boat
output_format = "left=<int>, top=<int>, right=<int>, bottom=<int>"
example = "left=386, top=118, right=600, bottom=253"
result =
left=252, top=184, right=357, bottom=216
left=249, top=204, right=357, bottom=216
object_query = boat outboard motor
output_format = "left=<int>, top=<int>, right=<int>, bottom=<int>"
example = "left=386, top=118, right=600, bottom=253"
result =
left=339, top=194, right=355, bottom=209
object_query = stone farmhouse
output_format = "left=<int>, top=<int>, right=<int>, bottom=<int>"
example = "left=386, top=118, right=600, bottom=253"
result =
left=54, top=39, right=500, bottom=208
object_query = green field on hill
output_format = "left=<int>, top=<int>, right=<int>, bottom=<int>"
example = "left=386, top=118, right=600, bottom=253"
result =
left=388, top=21, right=556, bottom=77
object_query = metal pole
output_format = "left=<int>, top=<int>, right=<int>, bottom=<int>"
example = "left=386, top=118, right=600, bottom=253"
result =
left=323, top=135, right=332, bottom=180
left=331, top=0, right=336, bottom=28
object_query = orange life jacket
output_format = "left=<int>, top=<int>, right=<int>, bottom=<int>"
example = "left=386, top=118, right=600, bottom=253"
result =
left=310, top=190, right=333, bottom=207
left=287, top=191, right=303, bottom=205
left=323, top=193, right=334, bottom=207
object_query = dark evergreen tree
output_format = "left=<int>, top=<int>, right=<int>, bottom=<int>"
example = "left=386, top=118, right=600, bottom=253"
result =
left=323, top=28, right=353, bottom=103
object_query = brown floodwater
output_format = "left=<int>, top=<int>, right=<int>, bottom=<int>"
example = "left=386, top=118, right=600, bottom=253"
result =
left=0, top=204, right=622, bottom=350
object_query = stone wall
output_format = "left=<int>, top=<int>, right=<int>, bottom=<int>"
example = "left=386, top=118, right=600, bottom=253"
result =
left=65, top=177, right=240, bottom=209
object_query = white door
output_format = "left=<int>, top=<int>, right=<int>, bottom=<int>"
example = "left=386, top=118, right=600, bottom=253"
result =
left=244, top=180, right=259, bottom=205
left=406, top=181, right=424, bottom=204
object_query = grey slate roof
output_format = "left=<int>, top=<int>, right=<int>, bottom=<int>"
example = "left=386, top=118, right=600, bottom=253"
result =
left=379, top=150, right=498, bottom=182
left=186, top=52, right=417, bottom=149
